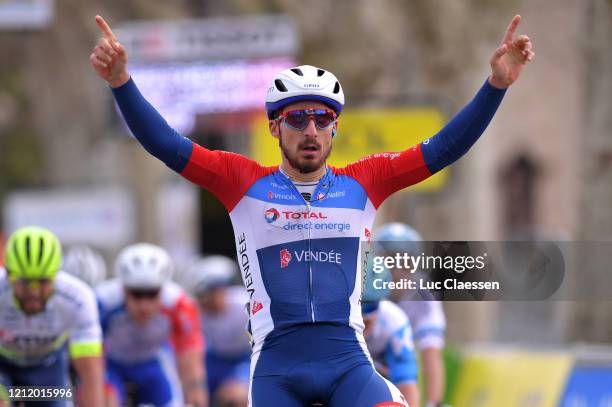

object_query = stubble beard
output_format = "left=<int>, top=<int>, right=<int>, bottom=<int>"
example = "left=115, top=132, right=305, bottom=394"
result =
left=279, top=135, right=332, bottom=174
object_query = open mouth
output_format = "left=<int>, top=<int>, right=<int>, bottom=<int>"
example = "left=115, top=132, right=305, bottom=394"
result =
left=301, top=145, right=320, bottom=152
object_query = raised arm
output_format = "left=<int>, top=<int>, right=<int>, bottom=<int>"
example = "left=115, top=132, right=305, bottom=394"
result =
left=422, top=14, right=535, bottom=174
left=89, top=15, right=193, bottom=173
left=341, top=15, right=535, bottom=206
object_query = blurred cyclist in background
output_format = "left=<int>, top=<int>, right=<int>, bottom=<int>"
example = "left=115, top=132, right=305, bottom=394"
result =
left=96, top=243, right=207, bottom=407
left=362, top=262, right=420, bottom=407
left=181, top=255, right=250, bottom=407
left=91, top=13, right=533, bottom=407
left=63, top=245, right=107, bottom=288
left=375, top=223, right=449, bottom=407
left=0, top=226, right=104, bottom=407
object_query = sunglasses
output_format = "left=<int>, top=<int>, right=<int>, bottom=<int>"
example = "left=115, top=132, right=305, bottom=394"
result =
left=276, top=109, right=337, bottom=131
left=127, top=288, right=161, bottom=299
left=13, top=277, right=53, bottom=288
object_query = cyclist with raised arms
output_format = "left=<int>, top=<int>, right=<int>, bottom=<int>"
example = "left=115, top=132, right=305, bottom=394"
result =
left=90, top=14, right=533, bottom=407
left=96, top=243, right=207, bottom=407
left=0, top=227, right=104, bottom=407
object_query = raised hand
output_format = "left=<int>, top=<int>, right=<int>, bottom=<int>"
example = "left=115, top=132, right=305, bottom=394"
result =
left=90, top=15, right=130, bottom=88
left=489, top=15, right=535, bottom=89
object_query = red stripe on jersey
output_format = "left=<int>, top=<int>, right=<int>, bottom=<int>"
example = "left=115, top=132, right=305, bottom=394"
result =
left=334, top=144, right=432, bottom=209
left=180, top=144, right=277, bottom=212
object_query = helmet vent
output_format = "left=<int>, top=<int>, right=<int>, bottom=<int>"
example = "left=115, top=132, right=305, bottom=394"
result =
left=11, top=239, right=25, bottom=273
left=333, top=81, right=341, bottom=94
left=132, top=257, right=141, bottom=268
left=317, top=69, right=326, bottom=77
left=25, top=236, right=31, bottom=265
left=274, top=79, right=288, bottom=92
left=41, top=244, right=56, bottom=274
left=38, top=237, right=45, bottom=264
left=290, top=68, right=303, bottom=76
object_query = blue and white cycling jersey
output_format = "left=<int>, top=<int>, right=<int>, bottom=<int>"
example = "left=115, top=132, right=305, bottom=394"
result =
left=365, top=301, right=418, bottom=385
left=397, top=295, right=446, bottom=350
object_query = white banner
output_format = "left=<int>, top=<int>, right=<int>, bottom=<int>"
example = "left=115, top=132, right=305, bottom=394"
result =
left=3, top=187, right=136, bottom=249
left=0, top=0, right=54, bottom=30
left=115, top=15, right=299, bottom=62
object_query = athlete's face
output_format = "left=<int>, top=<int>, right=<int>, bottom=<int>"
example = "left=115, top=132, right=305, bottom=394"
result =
left=125, top=288, right=162, bottom=324
left=197, top=287, right=227, bottom=315
left=11, top=278, right=54, bottom=315
left=269, top=101, right=337, bottom=174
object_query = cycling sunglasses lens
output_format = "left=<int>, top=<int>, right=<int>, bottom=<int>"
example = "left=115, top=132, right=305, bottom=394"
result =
left=128, top=289, right=161, bottom=299
left=284, top=110, right=335, bottom=130
left=284, top=112, right=310, bottom=130
left=314, top=113, right=334, bottom=128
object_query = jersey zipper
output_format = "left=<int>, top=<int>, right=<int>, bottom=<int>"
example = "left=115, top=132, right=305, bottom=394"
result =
left=281, top=174, right=317, bottom=323
left=306, top=201, right=315, bottom=322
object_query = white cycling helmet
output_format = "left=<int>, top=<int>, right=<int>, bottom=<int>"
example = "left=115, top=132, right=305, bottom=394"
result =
left=265, top=65, right=345, bottom=119
left=115, top=243, right=173, bottom=289
left=182, top=255, right=238, bottom=296
left=374, top=223, right=424, bottom=255
left=63, top=245, right=107, bottom=287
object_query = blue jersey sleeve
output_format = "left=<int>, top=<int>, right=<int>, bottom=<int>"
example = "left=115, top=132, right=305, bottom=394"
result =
left=421, top=79, right=506, bottom=174
left=385, top=324, right=418, bottom=384
left=111, top=78, right=194, bottom=173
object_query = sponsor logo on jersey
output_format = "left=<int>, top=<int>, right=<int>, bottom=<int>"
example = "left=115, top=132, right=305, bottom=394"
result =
left=264, top=208, right=280, bottom=223
left=365, top=228, right=371, bottom=242
left=264, top=209, right=329, bottom=223
left=252, top=301, right=264, bottom=315
left=264, top=208, right=350, bottom=232
left=280, top=249, right=292, bottom=268
left=325, top=190, right=346, bottom=199
left=238, top=233, right=255, bottom=299
left=282, top=211, right=328, bottom=220
left=280, top=250, right=342, bottom=267
left=294, top=250, right=342, bottom=264
left=269, top=182, right=289, bottom=190
left=358, top=152, right=401, bottom=163
left=268, top=191, right=296, bottom=201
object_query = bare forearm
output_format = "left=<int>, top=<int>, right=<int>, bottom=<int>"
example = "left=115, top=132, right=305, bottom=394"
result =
left=422, top=348, right=445, bottom=403
left=72, top=356, right=105, bottom=407
left=178, top=350, right=208, bottom=407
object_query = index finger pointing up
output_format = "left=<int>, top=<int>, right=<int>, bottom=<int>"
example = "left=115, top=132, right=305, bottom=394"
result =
left=95, top=15, right=116, bottom=40
left=502, top=15, right=521, bottom=43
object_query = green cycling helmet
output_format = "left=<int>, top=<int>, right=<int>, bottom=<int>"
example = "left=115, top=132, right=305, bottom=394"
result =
left=4, top=226, right=62, bottom=280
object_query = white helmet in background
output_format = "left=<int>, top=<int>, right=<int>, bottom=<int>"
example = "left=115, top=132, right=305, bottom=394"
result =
left=265, top=65, right=345, bottom=119
left=63, top=245, right=107, bottom=287
left=116, top=243, right=173, bottom=289
left=182, top=255, right=238, bottom=296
